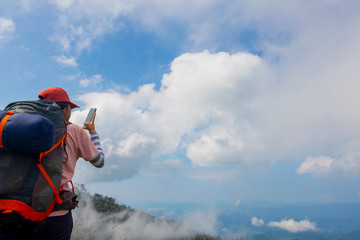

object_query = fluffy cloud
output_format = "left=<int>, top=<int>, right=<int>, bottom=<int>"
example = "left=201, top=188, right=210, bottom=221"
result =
left=79, top=74, right=103, bottom=88
left=0, top=17, right=15, bottom=43
left=251, top=217, right=316, bottom=232
left=71, top=50, right=263, bottom=182
left=49, top=0, right=133, bottom=53
left=51, top=54, right=78, bottom=67
left=187, top=126, right=244, bottom=167
left=268, top=218, right=316, bottom=233
left=297, top=156, right=334, bottom=176
left=297, top=146, right=360, bottom=177
left=251, top=217, right=264, bottom=227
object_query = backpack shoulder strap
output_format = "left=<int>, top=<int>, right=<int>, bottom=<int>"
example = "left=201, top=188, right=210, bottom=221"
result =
left=38, top=128, right=67, bottom=161
left=0, top=111, right=14, bottom=148
left=37, top=125, right=67, bottom=205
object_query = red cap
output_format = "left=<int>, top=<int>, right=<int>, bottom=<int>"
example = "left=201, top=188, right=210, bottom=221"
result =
left=38, top=87, right=80, bottom=109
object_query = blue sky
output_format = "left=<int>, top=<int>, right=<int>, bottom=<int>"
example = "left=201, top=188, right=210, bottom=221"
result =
left=1, top=0, right=360, bottom=209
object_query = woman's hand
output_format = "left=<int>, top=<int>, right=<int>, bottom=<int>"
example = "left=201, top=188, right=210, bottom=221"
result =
left=83, top=112, right=96, bottom=133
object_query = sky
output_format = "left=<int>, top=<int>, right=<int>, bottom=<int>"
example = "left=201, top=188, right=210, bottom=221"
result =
left=1, top=0, right=360, bottom=209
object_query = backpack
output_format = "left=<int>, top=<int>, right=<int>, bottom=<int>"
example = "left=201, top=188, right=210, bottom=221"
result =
left=0, top=100, right=68, bottom=229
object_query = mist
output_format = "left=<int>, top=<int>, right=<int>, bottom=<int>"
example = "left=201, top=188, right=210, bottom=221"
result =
left=71, top=194, right=218, bottom=240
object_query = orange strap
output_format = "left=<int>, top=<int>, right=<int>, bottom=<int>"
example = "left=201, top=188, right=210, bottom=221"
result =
left=37, top=163, right=63, bottom=205
left=39, top=130, right=67, bottom=162
left=37, top=129, right=67, bottom=205
left=0, top=111, right=15, bottom=148
left=0, top=199, right=56, bottom=222
left=69, top=180, right=75, bottom=193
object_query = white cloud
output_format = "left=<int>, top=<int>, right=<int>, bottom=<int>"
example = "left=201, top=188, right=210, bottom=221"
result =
left=0, top=17, right=15, bottom=43
left=235, top=200, right=241, bottom=207
left=251, top=217, right=264, bottom=227
left=297, top=145, right=360, bottom=177
left=158, top=50, right=262, bottom=167
left=186, top=126, right=244, bottom=167
left=115, top=133, right=157, bottom=159
left=297, top=156, right=335, bottom=176
left=51, top=54, right=78, bottom=67
left=268, top=218, right=317, bottom=233
left=49, top=0, right=133, bottom=53
left=70, top=50, right=263, bottom=182
left=79, top=74, right=103, bottom=88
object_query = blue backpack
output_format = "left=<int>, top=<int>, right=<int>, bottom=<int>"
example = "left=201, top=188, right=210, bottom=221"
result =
left=0, top=100, right=68, bottom=228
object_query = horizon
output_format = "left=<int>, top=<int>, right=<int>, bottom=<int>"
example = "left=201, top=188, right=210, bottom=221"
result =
left=74, top=192, right=360, bottom=238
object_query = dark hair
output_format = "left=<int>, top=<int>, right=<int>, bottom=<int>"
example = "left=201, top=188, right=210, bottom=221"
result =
left=56, top=102, right=70, bottom=110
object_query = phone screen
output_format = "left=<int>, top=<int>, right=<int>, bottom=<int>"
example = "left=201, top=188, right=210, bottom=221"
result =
left=84, top=108, right=97, bottom=125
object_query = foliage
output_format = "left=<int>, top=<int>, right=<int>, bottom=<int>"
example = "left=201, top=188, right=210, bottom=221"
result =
left=92, top=193, right=133, bottom=214
left=76, top=184, right=133, bottom=215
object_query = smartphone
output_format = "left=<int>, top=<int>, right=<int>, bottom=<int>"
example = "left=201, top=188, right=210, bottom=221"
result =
left=83, top=108, right=97, bottom=126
